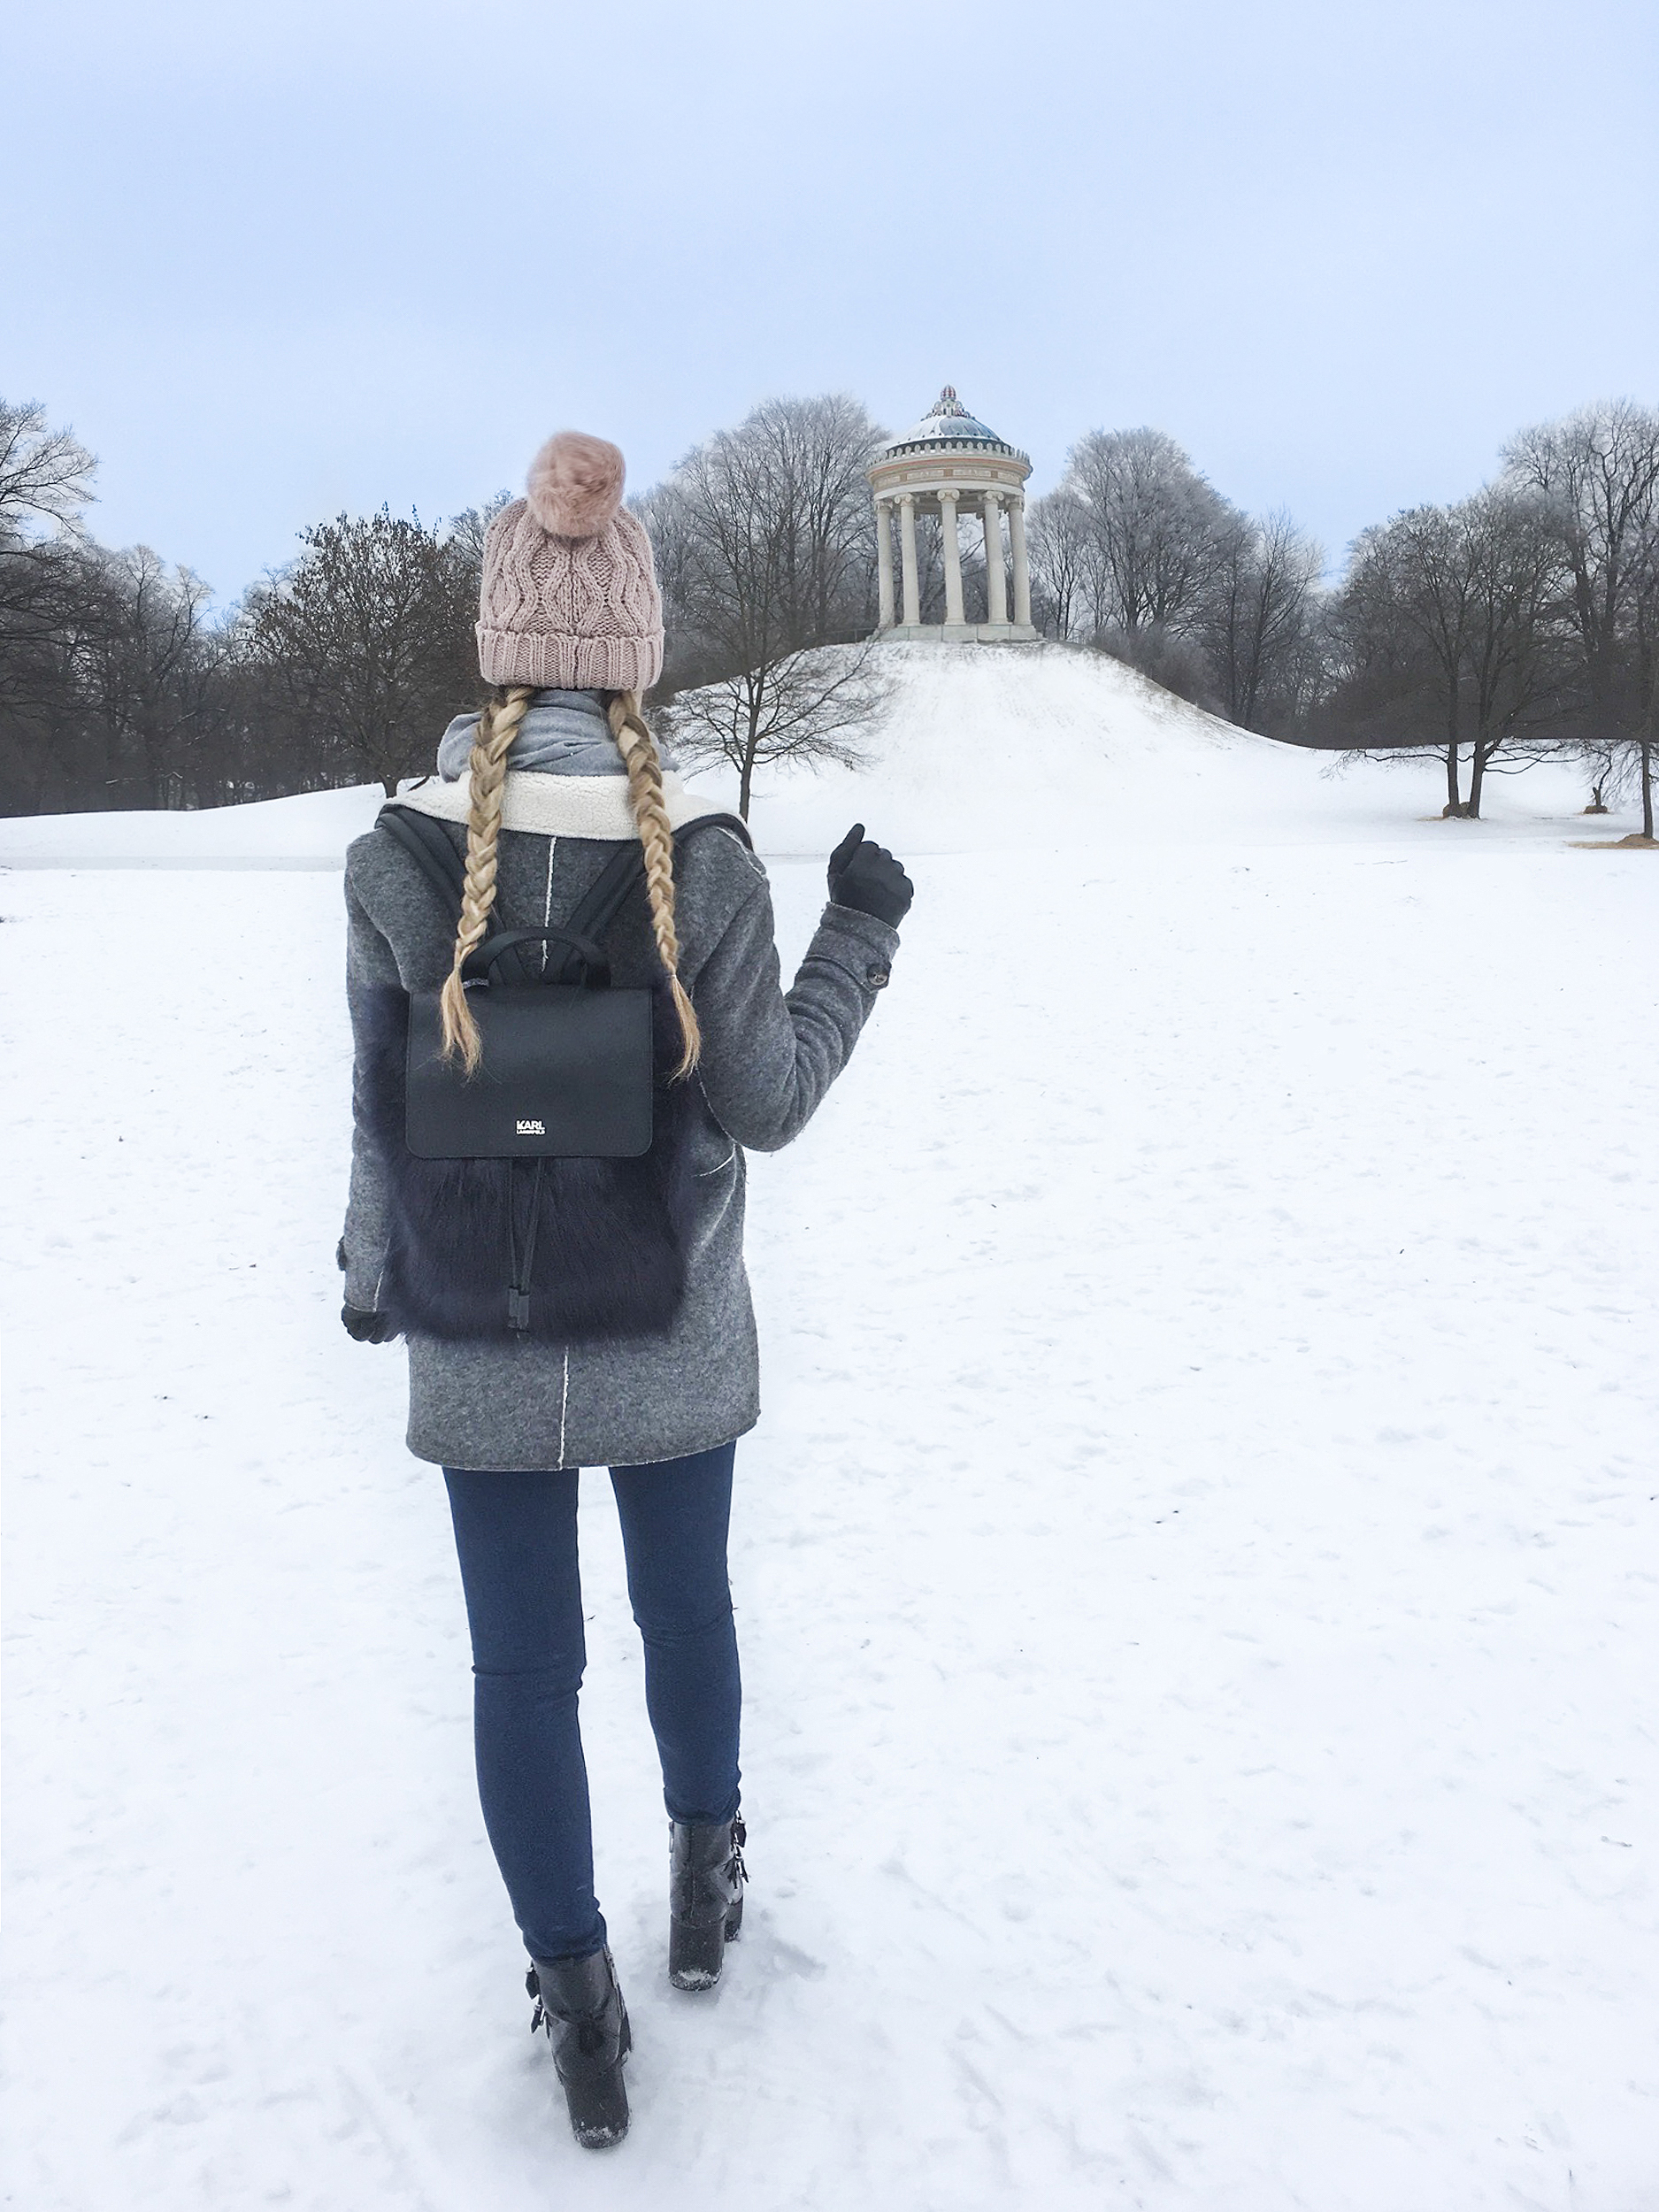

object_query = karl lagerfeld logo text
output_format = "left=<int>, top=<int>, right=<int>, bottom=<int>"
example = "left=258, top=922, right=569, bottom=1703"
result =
left=517, top=1119, right=546, bottom=1136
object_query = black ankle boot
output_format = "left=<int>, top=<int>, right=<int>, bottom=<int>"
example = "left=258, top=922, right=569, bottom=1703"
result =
left=526, top=1947, right=631, bottom=2148
left=668, top=1814, right=747, bottom=1990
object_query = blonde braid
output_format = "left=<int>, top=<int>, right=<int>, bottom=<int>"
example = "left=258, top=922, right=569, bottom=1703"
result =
left=438, top=684, right=534, bottom=1071
left=608, top=690, right=701, bottom=1079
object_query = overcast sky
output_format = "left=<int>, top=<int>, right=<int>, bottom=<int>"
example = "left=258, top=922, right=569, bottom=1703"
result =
left=8, top=0, right=1655, bottom=600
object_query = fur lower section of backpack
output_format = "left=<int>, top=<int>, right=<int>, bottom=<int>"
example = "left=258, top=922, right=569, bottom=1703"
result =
left=356, top=984, right=701, bottom=1344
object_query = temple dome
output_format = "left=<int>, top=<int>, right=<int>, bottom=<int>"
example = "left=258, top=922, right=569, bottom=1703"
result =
left=882, top=385, right=1023, bottom=459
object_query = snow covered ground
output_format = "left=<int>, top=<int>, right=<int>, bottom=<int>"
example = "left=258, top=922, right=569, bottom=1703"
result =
left=4, top=645, right=1656, bottom=2209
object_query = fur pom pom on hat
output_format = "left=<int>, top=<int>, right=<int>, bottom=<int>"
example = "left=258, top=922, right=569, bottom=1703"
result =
left=476, top=432, right=663, bottom=691
left=526, top=431, right=626, bottom=539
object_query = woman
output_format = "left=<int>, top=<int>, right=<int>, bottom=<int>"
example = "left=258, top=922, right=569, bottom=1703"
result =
left=336, top=432, right=910, bottom=2149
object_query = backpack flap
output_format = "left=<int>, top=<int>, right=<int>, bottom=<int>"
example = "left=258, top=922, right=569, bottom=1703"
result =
left=405, top=984, right=655, bottom=1160
left=406, top=917, right=654, bottom=1163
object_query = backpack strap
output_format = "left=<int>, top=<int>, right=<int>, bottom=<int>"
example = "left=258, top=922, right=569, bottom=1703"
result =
left=376, top=803, right=539, bottom=985
left=550, top=815, right=752, bottom=981
left=563, top=814, right=751, bottom=939
left=377, top=803, right=466, bottom=913
left=680, top=811, right=755, bottom=853
left=564, top=841, right=645, bottom=942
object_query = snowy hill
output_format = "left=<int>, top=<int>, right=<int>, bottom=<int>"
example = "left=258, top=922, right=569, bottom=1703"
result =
left=680, top=640, right=1316, bottom=854
left=682, top=639, right=1617, bottom=853
left=0, top=778, right=390, bottom=867
left=3, top=644, right=1657, bottom=2208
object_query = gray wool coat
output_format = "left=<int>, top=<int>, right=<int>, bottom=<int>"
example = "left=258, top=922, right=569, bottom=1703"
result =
left=339, top=766, right=900, bottom=1471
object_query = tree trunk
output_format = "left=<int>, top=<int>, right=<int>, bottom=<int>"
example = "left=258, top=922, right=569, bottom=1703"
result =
left=1644, top=739, right=1654, bottom=841
left=1443, top=741, right=1464, bottom=815
left=737, top=692, right=764, bottom=821
left=1467, top=740, right=1489, bottom=819
left=381, top=775, right=398, bottom=799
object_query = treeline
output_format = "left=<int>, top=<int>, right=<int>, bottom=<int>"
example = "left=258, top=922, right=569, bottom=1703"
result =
left=0, top=401, right=488, bottom=813
left=1330, top=413, right=1657, bottom=820
left=2, top=391, right=1655, bottom=822
left=1027, top=406, right=1659, bottom=820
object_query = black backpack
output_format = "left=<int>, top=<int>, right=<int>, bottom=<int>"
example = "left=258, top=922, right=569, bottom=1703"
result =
left=357, top=803, right=746, bottom=1346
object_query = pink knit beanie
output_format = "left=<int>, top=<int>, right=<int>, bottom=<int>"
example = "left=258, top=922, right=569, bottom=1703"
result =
left=476, top=432, right=664, bottom=691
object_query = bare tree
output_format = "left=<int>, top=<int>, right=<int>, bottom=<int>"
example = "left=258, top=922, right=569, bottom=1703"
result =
left=1202, top=510, right=1325, bottom=731
left=1, top=399, right=98, bottom=753
left=1024, top=488, right=1095, bottom=641
left=1340, top=503, right=1469, bottom=813
left=1578, top=740, right=1617, bottom=812
left=72, top=546, right=219, bottom=805
left=1333, top=489, right=1568, bottom=814
left=1024, top=426, right=1254, bottom=710
left=752, top=394, right=885, bottom=644
left=662, top=643, right=887, bottom=818
left=1056, top=426, right=1240, bottom=645
left=0, top=404, right=231, bottom=811
left=1633, top=522, right=1659, bottom=837
left=1457, top=491, right=1568, bottom=816
left=642, top=393, right=888, bottom=817
left=1504, top=402, right=1659, bottom=838
left=1590, top=650, right=1659, bottom=839
left=0, top=399, right=96, bottom=544
left=1503, top=400, right=1659, bottom=735
left=243, top=509, right=477, bottom=796
left=445, top=494, right=512, bottom=584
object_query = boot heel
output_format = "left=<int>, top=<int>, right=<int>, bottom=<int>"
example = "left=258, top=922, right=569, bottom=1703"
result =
left=668, top=1813, right=748, bottom=1990
left=669, top=1914, right=726, bottom=1990
left=527, top=1948, right=631, bottom=2149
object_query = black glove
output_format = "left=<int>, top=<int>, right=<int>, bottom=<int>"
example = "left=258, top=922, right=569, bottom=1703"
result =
left=342, top=1302, right=395, bottom=1344
left=827, top=824, right=913, bottom=927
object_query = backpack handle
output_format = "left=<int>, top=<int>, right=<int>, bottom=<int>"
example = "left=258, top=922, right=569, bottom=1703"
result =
left=464, top=926, right=611, bottom=988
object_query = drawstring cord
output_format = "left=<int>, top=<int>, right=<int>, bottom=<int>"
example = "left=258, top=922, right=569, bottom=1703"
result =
left=506, top=1156, right=546, bottom=1333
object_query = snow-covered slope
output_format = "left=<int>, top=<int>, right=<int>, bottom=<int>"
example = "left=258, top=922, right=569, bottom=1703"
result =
left=679, top=640, right=1616, bottom=854
left=3, top=648, right=1656, bottom=2209
left=680, top=640, right=1319, bottom=853
left=0, top=779, right=390, bottom=865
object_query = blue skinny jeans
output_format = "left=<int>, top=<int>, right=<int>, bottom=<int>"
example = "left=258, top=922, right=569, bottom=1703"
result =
left=442, top=1443, right=741, bottom=1963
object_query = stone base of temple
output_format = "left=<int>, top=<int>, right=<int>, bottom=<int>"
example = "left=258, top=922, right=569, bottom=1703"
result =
left=879, top=622, right=1041, bottom=644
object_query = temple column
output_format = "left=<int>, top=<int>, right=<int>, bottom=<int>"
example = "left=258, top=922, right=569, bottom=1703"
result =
left=1009, top=495, right=1033, bottom=628
left=899, top=494, right=920, bottom=626
left=983, top=491, right=1008, bottom=625
left=875, top=497, right=895, bottom=628
left=940, top=489, right=965, bottom=626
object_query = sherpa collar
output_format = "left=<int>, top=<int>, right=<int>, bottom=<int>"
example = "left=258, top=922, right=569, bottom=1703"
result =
left=393, top=768, right=726, bottom=841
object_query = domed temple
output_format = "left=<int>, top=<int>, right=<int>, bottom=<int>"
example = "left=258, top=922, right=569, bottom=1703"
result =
left=867, top=387, right=1038, bottom=642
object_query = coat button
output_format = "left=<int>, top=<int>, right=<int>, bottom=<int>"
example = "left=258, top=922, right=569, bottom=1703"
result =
left=864, top=962, right=890, bottom=988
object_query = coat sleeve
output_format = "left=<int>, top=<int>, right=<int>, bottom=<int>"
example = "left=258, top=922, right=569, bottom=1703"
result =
left=339, top=866, right=403, bottom=1312
left=690, top=877, right=901, bottom=1154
